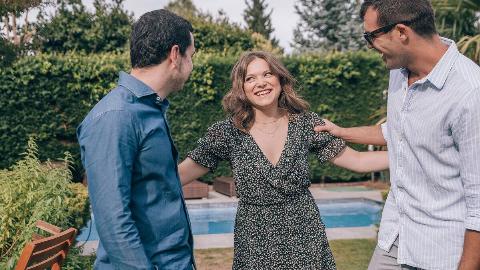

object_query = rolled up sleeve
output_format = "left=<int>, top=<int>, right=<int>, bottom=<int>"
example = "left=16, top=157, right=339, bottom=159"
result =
left=453, top=89, right=480, bottom=232
left=78, top=110, right=154, bottom=270
left=381, top=122, right=388, bottom=142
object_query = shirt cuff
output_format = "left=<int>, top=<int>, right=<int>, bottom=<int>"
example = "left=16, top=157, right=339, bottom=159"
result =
left=381, top=122, right=388, bottom=142
left=465, top=216, right=480, bottom=232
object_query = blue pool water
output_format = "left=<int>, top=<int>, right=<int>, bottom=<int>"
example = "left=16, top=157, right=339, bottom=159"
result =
left=77, top=199, right=382, bottom=241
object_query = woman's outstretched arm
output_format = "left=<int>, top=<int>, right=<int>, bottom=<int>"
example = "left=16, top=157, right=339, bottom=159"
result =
left=178, top=157, right=210, bottom=186
left=330, top=147, right=388, bottom=173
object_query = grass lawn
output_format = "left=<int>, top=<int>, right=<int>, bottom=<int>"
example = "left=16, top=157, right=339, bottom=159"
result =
left=194, top=238, right=377, bottom=270
left=330, top=239, right=377, bottom=270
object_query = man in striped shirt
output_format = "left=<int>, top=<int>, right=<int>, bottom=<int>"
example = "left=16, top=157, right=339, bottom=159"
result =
left=315, top=0, right=480, bottom=269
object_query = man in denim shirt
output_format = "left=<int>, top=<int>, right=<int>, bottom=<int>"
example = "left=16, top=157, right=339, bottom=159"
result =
left=77, top=9, right=196, bottom=270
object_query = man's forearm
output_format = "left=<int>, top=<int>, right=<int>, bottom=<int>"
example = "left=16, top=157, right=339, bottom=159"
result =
left=458, top=230, right=480, bottom=270
left=339, top=125, right=386, bottom=146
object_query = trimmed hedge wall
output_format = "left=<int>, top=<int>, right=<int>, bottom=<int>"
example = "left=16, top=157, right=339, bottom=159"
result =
left=0, top=51, right=388, bottom=182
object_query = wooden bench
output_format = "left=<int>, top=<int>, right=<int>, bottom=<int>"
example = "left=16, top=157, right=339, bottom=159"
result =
left=182, top=179, right=209, bottom=199
left=15, top=220, right=77, bottom=270
left=213, top=176, right=236, bottom=197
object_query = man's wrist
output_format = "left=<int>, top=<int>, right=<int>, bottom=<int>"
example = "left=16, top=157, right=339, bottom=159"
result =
left=458, top=229, right=480, bottom=270
left=458, top=260, right=480, bottom=270
left=337, top=127, right=348, bottom=140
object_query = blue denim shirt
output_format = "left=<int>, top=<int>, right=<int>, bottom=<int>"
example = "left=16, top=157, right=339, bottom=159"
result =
left=77, top=71, right=194, bottom=270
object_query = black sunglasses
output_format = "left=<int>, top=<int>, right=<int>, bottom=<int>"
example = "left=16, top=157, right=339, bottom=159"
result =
left=363, top=16, right=422, bottom=46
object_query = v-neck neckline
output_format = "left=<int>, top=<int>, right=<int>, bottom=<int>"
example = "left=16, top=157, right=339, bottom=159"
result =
left=247, top=118, right=291, bottom=168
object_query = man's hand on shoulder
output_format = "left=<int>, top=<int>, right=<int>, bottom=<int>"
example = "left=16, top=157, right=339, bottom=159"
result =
left=314, top=119, right=344, bottom=138
left=313, top=119, right=387, bottom=146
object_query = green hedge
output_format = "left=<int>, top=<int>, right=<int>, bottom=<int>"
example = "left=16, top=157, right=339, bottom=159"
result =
left=0, top=52, right=129, bottom=179
left=0, top=138, right=90, bottom=269
left=0, top=51, right=387, bottom=182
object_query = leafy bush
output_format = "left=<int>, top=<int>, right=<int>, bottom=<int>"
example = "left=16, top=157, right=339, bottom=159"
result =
left=0, top=37, right=17, bottom=66
left=192, top=17, right=256, bottom=55
left=0, top=138, right=90, bottom=269
left=0, top=51, right=387, bottom=182
left=34, top=0, right=134, bottom=54
left=191, top=17, right=281, bottom=56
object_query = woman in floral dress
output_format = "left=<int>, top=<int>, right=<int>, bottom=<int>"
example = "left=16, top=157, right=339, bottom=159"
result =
left=179, top=51, right=388, bottom=269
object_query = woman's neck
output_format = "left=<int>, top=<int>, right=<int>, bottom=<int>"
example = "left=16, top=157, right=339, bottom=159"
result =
left=253, top=106, right=285, bottom=124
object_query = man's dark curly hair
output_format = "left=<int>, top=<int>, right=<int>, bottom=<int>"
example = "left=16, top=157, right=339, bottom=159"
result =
left=130, top=9, right=193, bottom=68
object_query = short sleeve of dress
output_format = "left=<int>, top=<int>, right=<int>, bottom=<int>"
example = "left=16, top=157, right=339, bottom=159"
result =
left=187, top=120, right=231, bottom=171
left=307, top=112, right=346, bottom=163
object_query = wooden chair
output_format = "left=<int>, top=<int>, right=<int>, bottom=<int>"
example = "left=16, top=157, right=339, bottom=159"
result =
left=15, top=220, right=77, bottom=270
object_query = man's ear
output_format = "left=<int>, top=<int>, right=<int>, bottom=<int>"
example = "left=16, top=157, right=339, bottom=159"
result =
left=168, top=45, right=181, bottom=68
left=395, top=24, right=409, bottom=42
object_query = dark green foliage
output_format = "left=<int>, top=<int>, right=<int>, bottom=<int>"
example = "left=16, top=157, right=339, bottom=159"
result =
left=432, top=0, right=480, bottom=41
left=34, top=0, right=133, bottom=53
left=0, top=0, right=46, bottom=15
left=436, top=8, right=478, bottom=40
left=0, top=51, right=387, bottom=182
left=0, top=37, right=17, bottom=66
left=243, top=0, right=279, bottom=47
left=431, top=0, right=480, bottom=63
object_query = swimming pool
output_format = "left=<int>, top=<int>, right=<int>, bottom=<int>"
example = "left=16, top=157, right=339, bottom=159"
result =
left=76, top=198, right=382, bottom=241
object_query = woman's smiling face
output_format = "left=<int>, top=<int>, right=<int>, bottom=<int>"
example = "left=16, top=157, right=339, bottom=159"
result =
left=243, top=57, right=282, bottom=110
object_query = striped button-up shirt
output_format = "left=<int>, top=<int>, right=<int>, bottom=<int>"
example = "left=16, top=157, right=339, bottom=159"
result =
left=379, top=38, right=480, bottom=269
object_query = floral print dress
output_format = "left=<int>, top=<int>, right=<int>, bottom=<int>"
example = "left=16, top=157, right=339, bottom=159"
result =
left=188, top=112, right=346, bottom=270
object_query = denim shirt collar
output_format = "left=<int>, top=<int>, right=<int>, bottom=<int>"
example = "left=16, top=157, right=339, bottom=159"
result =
left=118, top=71, right=170, bottom=109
